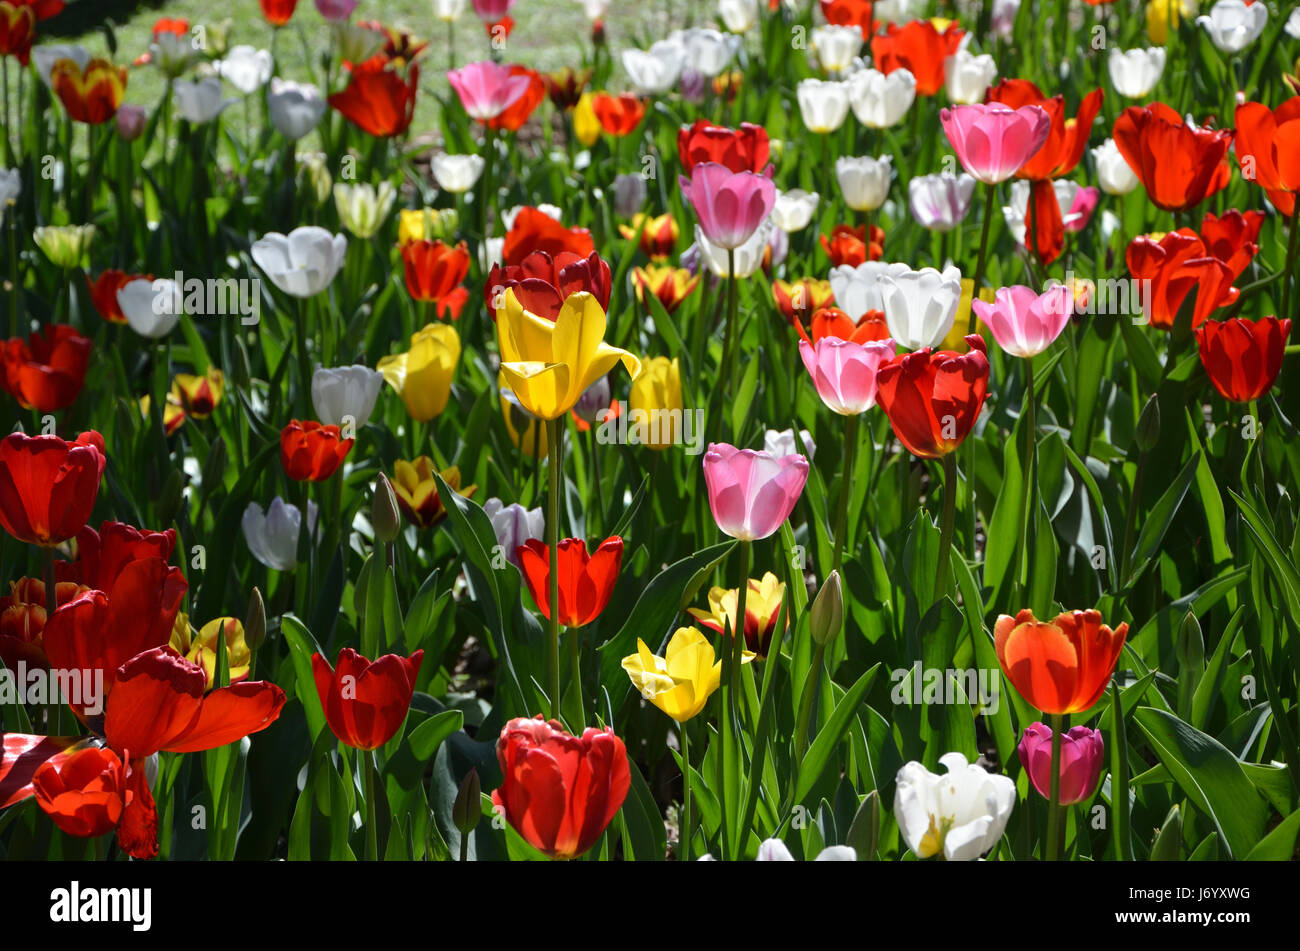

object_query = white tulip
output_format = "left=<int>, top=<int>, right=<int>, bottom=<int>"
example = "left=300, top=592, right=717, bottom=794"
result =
left=333, top=182, right=397, bottom=239
left=755, top=839, right=856, bottom=861
left=174, top=77, right=235, bottom=124
left=811, top=25, right=863, bottom=74
left=118, top=278, right=183, bottom=339
left=1091, top=137, right=1139, bottom=195
left=579, top=0, right=611, bottom=18
left=312, top=365, right=385, bottom=428
left=431, top=153, right=486, bottom=193
left=836, top=155, right=892, bottom=212
left=718, top=0, right=759, bottom=33
left=478, top=236, right=505, bottom=272
left=1197, top=0, right=1268, bottom=53
left=991, top=0, right=1021, bottom=38
left=621, top=40, right=687, bottom=94
left=828, top=261, right=913, bottom=320
left=764, top=428, right=816, bottom=460
left=243, top=498, right=317, bottom=572
left=483, top=498, right=545, bottom=566
left=677, top=28, right=742, bottom=78
left=216, top=45, right=274, bottom=95
left=1288, top=7, right=1300, bottom=39
left=847, top=67, right=916, bottom=128
left=433, top=0, right=468, bottom=21
left=771, top=189, right=820, bottom=233
left=1107, top=47, right=1165, bottom=99
left=909, top=171, right=977, bottom=232
left=268, top=79, right=327, bottom=140
left=944, top=49, right=998, bottom=104
left=150, top=31, right=198, bottom=78
left=877, top=264, right=964, bottom=350
left=797, top=79, right=851, bottom=133
left=251, top=226, right=348, bottom=298
left=695, top=220, right=774, bottom=279
left=32, top=45, right=90, bottom=87
left=894, top=753, right=1016, bottom=861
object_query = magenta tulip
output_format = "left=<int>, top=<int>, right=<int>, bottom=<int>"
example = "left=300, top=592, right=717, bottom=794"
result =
left=473, top=0, right=516, bottom=19
left=681, top=163, right=777, bottom=250
left=447, top=61, right=533, bottom=122
left=314, top=0, right=357, bottom=20
left=1064, top=185, right=1100, bottom=234
left=799, top=337, right=897, bottom=415
left=703, top=443, right=809, bottom=542
left=971, top=284, right=1072, bottom=358
left=1018, top=722, right=1104, bottom=805
left=940, top=103, right=1052, bottom=185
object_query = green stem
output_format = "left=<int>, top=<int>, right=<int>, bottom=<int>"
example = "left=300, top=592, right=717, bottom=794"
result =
left=1116, top=452, right=1145, bottom=589
left=294, top=297, right=312, bottom=418
left=933, top=451, right=958, bottom=604
left=730, top=539, right=751, bottom=717
left=967, top=182, right=997, bottom=334
left=1015, top=361, right=1037, bottom=596
left=832, top=413, right=859, bottom=575
left=1045, top=712, right=1065, bottom=861
left=1281, top=211, right=1299, bottom=330
left=567, top=624, right=582, bottom=725
left=363, top=748, right=380, bottom=861
left=678, top=722, right=691, bottom=862
left=546, top=417, right=562, bottom=720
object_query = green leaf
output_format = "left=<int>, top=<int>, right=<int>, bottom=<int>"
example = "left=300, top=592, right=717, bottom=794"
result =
left=407, top=710, right=464, bottom=762
left=796, top=664, right=881, bottom=803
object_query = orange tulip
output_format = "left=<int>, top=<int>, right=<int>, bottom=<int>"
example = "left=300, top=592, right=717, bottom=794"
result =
left=591, top=92, right=645, bottom=136
left=1233, top=97, right=1300, bottom=218
left=994, top=609, right=1128, bottom=714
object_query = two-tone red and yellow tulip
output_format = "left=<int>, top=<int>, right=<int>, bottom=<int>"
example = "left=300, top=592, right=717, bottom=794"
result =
left=687, top=572, right=788, bottom=656
left=391, top=458, right=476, bottom=528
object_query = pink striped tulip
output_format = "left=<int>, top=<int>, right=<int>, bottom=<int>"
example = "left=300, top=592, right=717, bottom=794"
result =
left=971, top=284, right=1072, bottom=358
left=940, top=103, right=1052, bottom=185
left=447, top=61, right=533, bottom=121
left=799, top=337, right=898, bottom=415
left=1018, top=722, right=1104, bottom=805
left=681, top=163, right=777, bottom=250
left=703, top=443, right=809, bottom=541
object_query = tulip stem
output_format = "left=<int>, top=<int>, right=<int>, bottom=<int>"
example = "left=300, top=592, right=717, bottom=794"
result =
left=731, top=540, right=751, bottom=718
left=1045, top=713, right=1065, bottom=861
left=546, top=417, right=562, bottom=721
left=567, top=625, right=583, bottom=725
left=1282, top=212, right=1299, bottom=331
left=1116, top=450, right=1145, bottom=590
left=43, top=546, right=63, bottom=735
left=1014, top=361, right=1037, bottom=600
left=967, top=182, right=997, bottom=335
left=363, top=748, right=380, bottom=861
left=678, top=722, right=691, bottom=862
left=293, top=298, right=312, bottom=418
left=933, top=452, right=958, bottom=605
left=794, top=640, right=827, bottom=762
left=832, top=413, right=858, bottom=576
left=718, top=254, right=739, bottom=405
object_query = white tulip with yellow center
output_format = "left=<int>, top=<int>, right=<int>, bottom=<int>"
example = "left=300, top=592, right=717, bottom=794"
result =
left=894, top=752, right=1016, bottom=861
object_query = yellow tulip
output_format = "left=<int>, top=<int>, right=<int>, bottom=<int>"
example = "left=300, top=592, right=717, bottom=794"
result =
left=573, top=92, right=601, bottom=147
left=621, top=626, right=754, bottom=722
left=497, top=288, right=641, bottom=421
left=169, top=614, right=251, bottom=688
left=628, top=356, right=683, bottom=451
left=499, top=369, right=549, bottom=459
left=399, top=207, right=458, bottom=245
left=378, top=322, right=461, bottom=421
left=687, top=571, right=787, bottom=656
left=1146, top=0, right=1195, bottom=44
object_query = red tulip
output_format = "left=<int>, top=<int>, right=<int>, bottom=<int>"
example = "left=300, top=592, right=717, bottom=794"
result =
left=402, top=239, right=471, bottom=318
left=544, top=67, right=591, bottom=111
left=876, top=335, right=990, bottom=458
left=11, top=0, right=63, bottom=20
left=487, top=249, right=611, bottom=320
left=592, top=92, right=645, bottom=136
left=1112, top=103, right=1233, bottom=212
left=1125, top=229, right=1237, bottom=330
left=517, top=536, right=623, bottom=628
left=31, top=745, right=125, bottom=839
left=1, top=324, right=92, bottom=412
left=259, top=0, right=298, bottom=26
left=1233, top=97, right=1300, bottom=218
left=311, top=647, right=424, bottom=750
left=86, top=270, right=152, bottom=324
left=487, top=65, right=545, bottom=132
left=280, top=420, right=354, bottom=481
left=0, top=430, right=104, bottom=546
left=0, top=2, right=36, bottom=65
left=501, top=207, right=595, bottom=268
left=0, top=734, right=81, bottom=809
left=1195, top=316, right=1291, bottom=403
left=328, top=59, right=419, bottom=137
left=870, top=20, right=965, bottom=97
left=0, top=577, right=88, bottom=671
left=490, top=716, right=630, bottom=859
left=676, top=119, right=771, bottom=175
left=819, top=224, right=884, bottom=267
left=820, top=0, right=874, bottom=37
left=1199, top=209, right=1263, bottom=281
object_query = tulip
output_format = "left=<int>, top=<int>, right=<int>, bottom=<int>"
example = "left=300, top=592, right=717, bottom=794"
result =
left=591, top=92, right=645, bottom=136
left=876, top=335, right=990, bottom=458
left=398, top=239, right=468, bottom=318
left=681, top=162, right=776, bottom=251
left=618, top=212, right=678, bottom=259
left=621, top=40, right=685, bottom=95
left=1197, top=0, right=1267, bottom=53
left=398, top=207, right=454, bottom=245
left=972, top=284, right=1073, bottom=359
left=772, top=277, right=835, bottom=325
left=1234, top=97, right=1300, bottom=218
left=870, top=19, right=965, bottom=97
left=771, top=189, right=820, bottom=233
left=115, top=104, right=147, bottom=141
left=33, top=223, right=94, bottom=268
left=280, top=420, right=353, bottom=481
left=267, top=78, right=326, bottom=140
left=0, top=577, right=87, bottom=671
left=491, top=716, right=630, bottom=859
left=764, top=428, right=815, bottom=461
left=430, top=153, right=485, bottom=194
left=1107, top=47, right=1165, bottom=99
left=628, top=357, right=684, bottom=450
left=242, top=497, right=317, bottom=571
left=312, top=648, right=423, bottom=750
left=941, top=103, right=1051, bottom=186
left=1112, top=103, right=1232, bottom=213
left=847, top=67, right=916, bottom=128
left=1002, top=179, right=1099, bottom=249
left=818, top=223, right=883, bottom=268
left=172, top=367, right=224, bottom=418
left=796, top=78, right=851, bottom=133
left=315, top=0, right=356, bottom=21
left=1200, top=209, right=1263, bottom=281
left=483, top=498, right=543, bottom=566
left=0, top=325, right=92, bottom=411
left=687, top=572, right=788, bottom=656
left=829, top=260, right=911, bottom=320
left=1126, top=229, right=1237, bottom=330
left=31, top=746, right=125, bottom=839
left=877, top=264, right=964, bottom=350
left=489, top=249, right=610, bottom=321
left=680, top=27, right=741, bottom=78
left=811, top=24, right=863, bottom=73
left=434, top=0, right=468, bottom=21
left=517, top=536, right=623, bottom=627
left=472, top=0, right=515, bottom=19
left=677, top=119, right=770, bottom=174
left=1091, top=137, right=1140, bottom=195
left=633, top=265, right=699, bottom=313
left=86, top=270, right=142, bottom=324
left=31, top=44, right=87, bottom=87
left=391, top=458, right=475, bottom=528
left=377, top=322, right=461, bottom=421
left=0, top=431, right=103, bottom=546
left=836, top=155, right=891, bottom=211
left=702, top=443, right=809, bottom=542
left=115, top=278, right=181, bottom=339
left=994, top=608, right=1128, bottom=714
left=312, top=365, right=384, bottom=428
left=1019, top=723, right=1105, bottom=805
left=51, top=57, right=126, bottom=123
left=502, top=207, right=595, bottom=265
left=1195, top=316, right=1291, bottom=403
left=497, top=289, right=641, bottom=421
left=173, top=77, right=234, bottom=124
left=908, top=171, right=977, bottom=232
left=447, top=60, right=531, bottom=122
left=612, top=173, right=647, bottom=219
left=801, top=305, right=891, bottom=345
left=328, top=60, right=419, bottom=137
left=718, top=0, right=758, bottom=32
left=333, top=182, right=396, bottom=239
left=0, top=3, right=36, bottom=66
left=944, top=48, right=997, bottom=105
left=894, top=753, right=1016, bottom=860
left=215, top=45, right=273, bottom=95
left=170, top=615, right=251, bottom=688
left=623, top=626, right=753, bottom=722
left=799, top=336, right=898, bottom=417
left=251, top=226, right=347, bottom=298
left=260, top=0, right=298, bottom=25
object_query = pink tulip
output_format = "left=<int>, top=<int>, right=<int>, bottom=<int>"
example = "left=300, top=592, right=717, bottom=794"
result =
left=1064, top=185, right=1100, bottom=234
left=940, top=103, right=1052, bottom=185
left=115, top=104, right=147, bottom=142
left=971, top=284, right=1072, bottom=358
left=681, top=163, right=777, bottom=251
left=314, top=0, right=357, bottom=20
left=473, top=0, right=516, bottom=19
left=447, top=61, right=533, bottom=122
left=1018, top=722, right=1104, bottom=805
left=703, top=443, right=809, bottom=542
left=799, top=337, right=897, bottom=415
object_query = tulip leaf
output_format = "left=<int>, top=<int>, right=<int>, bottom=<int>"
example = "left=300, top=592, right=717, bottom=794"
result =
left=1243, top=806, right=1300, bottom=860
left=795, top=664, right=881, bottom=804
left=1126, top=450, right=1201, bottom=586
left=407, top=710, right=464, bottom=763
left=280, top=614, right=327, bottom=743
left=1148, top=804, right=1182, bottom=861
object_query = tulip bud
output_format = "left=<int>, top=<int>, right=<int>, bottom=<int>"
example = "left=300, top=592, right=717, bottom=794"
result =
left=244, top=587, right=267, bottom=652
left=1135, top=394, right=1161, bottom=452
left=810, top=570, right=844, bottom=646
left=372, top=472, right=402, bottom=544
left=453, top=768, right=482, bottom=836
left=1176, top=611, right=1204, bottom=671
left=115, top=104, right=148, bottom=142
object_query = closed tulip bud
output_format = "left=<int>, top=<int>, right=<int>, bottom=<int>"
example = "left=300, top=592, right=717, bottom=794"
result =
left=810, top=570, right=843, bottom=646
left=372, top=472, right=402, bottom=543
left=573, top=376, right=612, bottom=425
left=244, top=587, right=267, bottom=652
left=453, top=768, right=482, bottom=834
left=1177, top=611, right=1204, bottom=670
left=1135, top=394, right=1161, bottom=452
